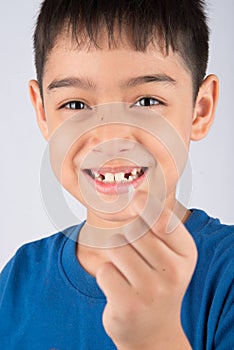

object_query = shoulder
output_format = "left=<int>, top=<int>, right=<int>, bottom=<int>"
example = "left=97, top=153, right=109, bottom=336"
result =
left=186, top=208, right=234, bottom=250
left=183, top=210, right=234, bottom=348
left=2, top=231, right=63, bottom=273
left=186, top=209, right=234, bottom=281
left=0, top=224, right=80, bottom=287
left=187, top=208, right=234, bottom=282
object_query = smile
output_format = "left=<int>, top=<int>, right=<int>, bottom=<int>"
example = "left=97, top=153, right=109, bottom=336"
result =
left=83, top=166, right=148, bottom=194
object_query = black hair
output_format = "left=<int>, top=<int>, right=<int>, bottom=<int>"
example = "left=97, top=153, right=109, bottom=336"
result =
left=33, top=0, right=209, bottom=100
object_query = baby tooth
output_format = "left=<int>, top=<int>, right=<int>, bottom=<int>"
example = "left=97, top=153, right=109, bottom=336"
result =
left=128, top=175, right=133, bottom=182
left=137, top=168, right=143, bottom=175
left=114, top=172, right=125, bottom=182
left=104, top=173, right=115, bottom=182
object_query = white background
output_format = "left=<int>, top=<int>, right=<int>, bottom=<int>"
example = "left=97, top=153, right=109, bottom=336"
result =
left=0, top=0, right=234, bottom=271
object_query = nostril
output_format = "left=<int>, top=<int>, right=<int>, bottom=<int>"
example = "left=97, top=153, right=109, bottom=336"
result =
left=92, top=139, right=136, bottom=156
left=93, top=148, right=102, bottom=153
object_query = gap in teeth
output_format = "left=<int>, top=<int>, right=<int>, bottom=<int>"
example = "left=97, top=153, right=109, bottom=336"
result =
left=91, top=168, right=144, bottom=183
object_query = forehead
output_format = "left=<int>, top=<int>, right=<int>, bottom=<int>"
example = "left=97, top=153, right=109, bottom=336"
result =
left=43, top=30, right=192, bottom=90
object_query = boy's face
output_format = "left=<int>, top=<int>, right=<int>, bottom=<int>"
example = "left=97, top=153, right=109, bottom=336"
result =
left=30, top=30, right=218, bottom=228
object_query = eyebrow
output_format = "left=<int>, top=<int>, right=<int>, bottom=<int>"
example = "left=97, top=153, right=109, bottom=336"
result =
left=123, top=74, right=176, bottom=88
left=47, top=74, right=176, bottom=91
left=47, top=77, right=96, bottom=91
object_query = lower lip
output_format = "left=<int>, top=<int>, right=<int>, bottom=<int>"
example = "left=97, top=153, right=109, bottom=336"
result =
left=83, top=170, right=148, bottom=195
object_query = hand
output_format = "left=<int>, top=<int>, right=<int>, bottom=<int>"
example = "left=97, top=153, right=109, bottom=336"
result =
left=96, top=193, right=197, bottom=350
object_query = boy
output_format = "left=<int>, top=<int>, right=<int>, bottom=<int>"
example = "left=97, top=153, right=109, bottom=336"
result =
left=0, top=0, right=233, bottom=349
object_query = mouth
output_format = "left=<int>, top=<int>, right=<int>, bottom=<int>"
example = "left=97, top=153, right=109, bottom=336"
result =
left=82, top=166, right=148, bottom=194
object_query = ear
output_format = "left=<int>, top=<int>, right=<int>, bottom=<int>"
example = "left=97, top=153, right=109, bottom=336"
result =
left=29, top=80, right=49, bottom=141
left=191, top=74, right=219, bottom=141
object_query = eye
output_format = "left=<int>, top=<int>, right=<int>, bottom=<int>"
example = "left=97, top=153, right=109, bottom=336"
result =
left=60, top=101, right=90, bottom=110
left=134, top=97, right=162, bottom=107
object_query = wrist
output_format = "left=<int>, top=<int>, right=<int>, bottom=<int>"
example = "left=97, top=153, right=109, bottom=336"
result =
left=117, top=326, right=192, bottom=350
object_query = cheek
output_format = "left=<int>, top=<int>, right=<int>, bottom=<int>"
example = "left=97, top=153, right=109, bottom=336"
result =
left=143, top=131, right=189, bottom=195
left=44, top=102, right=70, bottom=138
left=60, top=156, right=88, bottom=207
left=60, top=148, right=85, bottom=194
left=168, top=104, right=194, bottom=144
left=58, top=133, right=99, bottom=205
left=49, top=128, right=87, bottom=203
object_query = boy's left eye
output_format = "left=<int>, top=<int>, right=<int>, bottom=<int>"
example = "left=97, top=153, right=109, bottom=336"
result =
left=134, top=97, right=161, bottom=107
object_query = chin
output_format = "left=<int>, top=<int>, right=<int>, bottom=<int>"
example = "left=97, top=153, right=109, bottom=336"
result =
left=90, top=207, right=137, bottom=227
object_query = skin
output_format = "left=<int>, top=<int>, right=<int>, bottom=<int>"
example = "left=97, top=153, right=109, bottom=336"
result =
left=29, top=29, right=219, bottom=349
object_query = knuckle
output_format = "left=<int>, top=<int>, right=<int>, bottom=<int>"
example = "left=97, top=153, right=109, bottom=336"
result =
left=169, top=268, right=183, bottom=285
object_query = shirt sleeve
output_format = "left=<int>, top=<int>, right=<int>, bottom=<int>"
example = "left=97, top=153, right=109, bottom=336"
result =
left=213, top=259, right=234, bottom=349
left=0, top=256, right=15, bottom=303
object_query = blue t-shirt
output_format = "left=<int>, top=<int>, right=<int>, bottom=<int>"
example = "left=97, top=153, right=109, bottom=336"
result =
left=0, top=209, right=234, bottom=350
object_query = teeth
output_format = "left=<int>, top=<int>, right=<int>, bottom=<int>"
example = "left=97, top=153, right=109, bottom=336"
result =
left=103, top=173, right=115, bottom=183
left=94, top=173, right=105, bottom=182
left=90, top=167, right=146, bottom=183
left=114, top=172, right=125, bottom=183
left=96, top=175, right=104, bottom=182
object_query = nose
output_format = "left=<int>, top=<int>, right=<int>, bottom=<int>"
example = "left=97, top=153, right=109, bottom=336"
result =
left=93, top=137, right=136, bottom=157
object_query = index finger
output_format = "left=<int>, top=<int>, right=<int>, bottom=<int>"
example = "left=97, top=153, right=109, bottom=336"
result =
left=125, top=191, right=195, bottom=257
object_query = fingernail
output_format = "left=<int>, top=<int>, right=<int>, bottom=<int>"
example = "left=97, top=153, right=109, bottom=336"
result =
left=128, top=185, right=134, bottom=201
